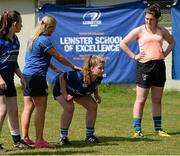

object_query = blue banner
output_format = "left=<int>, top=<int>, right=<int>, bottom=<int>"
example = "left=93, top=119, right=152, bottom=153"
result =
left=39, top=2, right=146, bottom=84
left=172, top=1, right=180, bottom=80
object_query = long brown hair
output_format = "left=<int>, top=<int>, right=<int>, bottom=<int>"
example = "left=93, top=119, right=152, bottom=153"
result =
left=0, top=10, right=20, bottom=38
left=28, top=16, right=56, bottom=51
left=82, top=55, right=105, bottom=85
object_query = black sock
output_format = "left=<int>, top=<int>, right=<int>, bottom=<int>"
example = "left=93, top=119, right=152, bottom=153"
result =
left=86, top=127, right=94, bottom=138
left=12, top=135, right=21, bottom=143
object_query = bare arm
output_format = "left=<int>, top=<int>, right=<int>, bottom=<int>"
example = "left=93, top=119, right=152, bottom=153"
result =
left=94, top=87, right=101, bottom=104
left=15, top=68, right=26, bottom=88
left=49, top=63, right=62, bottom=73
left=15, top=68, right=23, bottom=78
left=48, top=48, right=82, bottom=70
left=119, top=26, right=144, bottom=60
left=0, top=75, right=7, bottom=90
left=161, top=27, right=176, bottom=57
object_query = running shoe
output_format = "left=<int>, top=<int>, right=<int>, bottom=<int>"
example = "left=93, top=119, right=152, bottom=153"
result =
left=59, top=137, right=71, bottom=146
left=13, top=140, right=32, bottom=149
left=133, top=131, right=144, bottom=138
left=85, top=135, right=100, bottom=143
left=34, top=140, right=55, bottom=148
left=24, top=138, right=35, bottom=145
left=155, top=130, right=170, bottom=137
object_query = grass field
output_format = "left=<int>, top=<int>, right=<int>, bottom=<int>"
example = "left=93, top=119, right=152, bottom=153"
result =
left=1, top=84, right=180, bottom=155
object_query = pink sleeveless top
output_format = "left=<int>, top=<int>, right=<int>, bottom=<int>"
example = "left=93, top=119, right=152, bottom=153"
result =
left=138, top=26, right=164, bottom=63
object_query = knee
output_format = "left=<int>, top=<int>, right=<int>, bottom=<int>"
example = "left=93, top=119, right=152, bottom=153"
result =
left=152, top=98, right=161, bottom=105
left=0, top=109, right=7, bottom=119
left=23, top=105, right=34, bottom=113
left=64, top=105, right=74, bottom=114
left=23, top=107, right=34, bottom=115
left=87, top=103, right=98, bottom=112
left=8, top=107, right=18, bottom=118
left=135, top=98, right=146, bottom=105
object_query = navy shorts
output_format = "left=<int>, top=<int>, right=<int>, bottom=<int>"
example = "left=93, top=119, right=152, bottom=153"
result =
left=136, top=60, right=166, bottom=88
left=52, top=75, right=62, bottom=99
left=23, top=74, right=48, bottom=96
left=52, top=74, right=80, bottom=99
left=0, top=78, right=17, bottom=97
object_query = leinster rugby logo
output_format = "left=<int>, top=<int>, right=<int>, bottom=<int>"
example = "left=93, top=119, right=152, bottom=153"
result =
left=83, top=10, right=102, bottom=27
left=142, top=74, right=148, bottom=81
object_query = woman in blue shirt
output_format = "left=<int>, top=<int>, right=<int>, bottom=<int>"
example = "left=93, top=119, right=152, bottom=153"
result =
left=53, top=55, right=105, bottom=146
left=0, top=10, right=31, bottom=151
left=21, top=15, right=81, bottom=148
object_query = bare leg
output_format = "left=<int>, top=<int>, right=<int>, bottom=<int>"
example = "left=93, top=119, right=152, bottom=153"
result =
left=151, top=86, right=163, bottom=117
left=133, top=86, right=149, bottom=118
left=32, top=96, right=47, bottom=141
left=75, top=95, right=98, bottom=129
left=6, top=97, right=32, bottom=148
left=75, top=95, right=99, bottom=143
left=6, top=97, right=19, bottom=131
left=0, top=96, right=7, bottom=135
left=133, top=86, right=149, bottom=135
left=56, top=95, right=74, bottom=129
left=21, top=96, right=35, bottom=140
left=151, top=86, right=166, bottom=133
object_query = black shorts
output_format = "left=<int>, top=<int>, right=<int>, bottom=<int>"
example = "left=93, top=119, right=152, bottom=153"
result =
left=52, top=75, right=61, bottom=99
left=23, top=74, right=48, bottom=96
left=0, top=78, right=17, bottom=97
left=136, top=60, right=166, bottom=88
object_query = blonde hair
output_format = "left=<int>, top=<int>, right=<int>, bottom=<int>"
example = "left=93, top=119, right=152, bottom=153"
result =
left=82, top=55, right=105, bottom=84
left=28, top=16, right=56, bottom=51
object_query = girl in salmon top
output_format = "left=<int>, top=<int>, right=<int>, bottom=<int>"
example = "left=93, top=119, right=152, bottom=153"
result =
left=120, top=3, right=175, bottom=138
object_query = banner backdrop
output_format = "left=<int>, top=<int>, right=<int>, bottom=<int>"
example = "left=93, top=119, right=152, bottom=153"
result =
left=172, top=1, right=180, bottom=80
left=39, top=2, right=146, bottom=84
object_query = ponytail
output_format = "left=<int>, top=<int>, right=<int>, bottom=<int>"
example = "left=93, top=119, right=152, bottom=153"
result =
left=28, top=16, right=56, bottom=51
left=82, top=55, right=105, bottom=84
left=83, top=55, right=93, bottom=84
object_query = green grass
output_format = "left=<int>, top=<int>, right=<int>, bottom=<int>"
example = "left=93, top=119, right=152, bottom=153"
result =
left=1, top=84, right=180, bottom=155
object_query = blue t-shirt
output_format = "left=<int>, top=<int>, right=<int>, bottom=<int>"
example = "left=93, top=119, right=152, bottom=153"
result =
left=0, top=35, right=19, bottom=80
left=64, top=71, right=102, bottom=96
left=23, top=35, right=53, bottom=77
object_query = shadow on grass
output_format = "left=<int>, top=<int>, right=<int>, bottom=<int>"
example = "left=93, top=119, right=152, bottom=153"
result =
left=98, top=136, right=159, bottom=143
left=9, top=150, right=96, bottom=155
left=144, top=131, right=180, bottom=137
left=166, top=131, right=180, bottom=136
left=6, top=136, right=160, bottom=155
left=51, top=135, right=159, bottom=148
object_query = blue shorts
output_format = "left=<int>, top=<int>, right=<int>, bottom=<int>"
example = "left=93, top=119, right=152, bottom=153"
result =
left=0, top=78, right=17, bottom=97
left=52, top=74, right=81, bottom=99
left=23, top=74, right=48, bottom=96
left=52, top=75, right=61, bottom=99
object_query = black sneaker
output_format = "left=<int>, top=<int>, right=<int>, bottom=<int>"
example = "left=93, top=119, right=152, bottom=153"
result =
left=0, top=144, right=8, bottom=152
left=85, top=135, right=100, bottom=144
left=13, top=140, right=32, bottom=149
left=60, top=137, right=71, bottom=146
